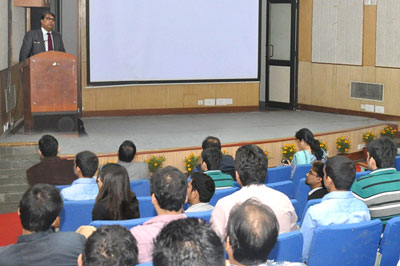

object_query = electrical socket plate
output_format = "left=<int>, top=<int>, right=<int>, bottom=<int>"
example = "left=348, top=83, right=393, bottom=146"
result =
left=375, top=106, right=384, bottom=113
left=365, top=104, right=374, bottom=112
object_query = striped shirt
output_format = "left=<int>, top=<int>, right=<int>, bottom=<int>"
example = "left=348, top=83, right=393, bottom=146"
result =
left=351, top=168, right=400, bottom=223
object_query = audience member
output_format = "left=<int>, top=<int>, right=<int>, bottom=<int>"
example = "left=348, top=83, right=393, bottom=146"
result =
left=201, top=148, right=234, bottom=188
left=26, top=134, right=77, bottom=186
left=118, top=140, right=150, bottom=181
left=210, top=144, right=297, bottom=239
left=301, top=156, right=370, bottom=262
left=306, top=161, right=328, bottom=200
left=78, top=225, right=138, bottom=266
left=61, top=150, right=99, bottom=200
left=226, top=199, right=304, bottom=266
left=0, top=184, right=85, bottom=265
left=352, top=137, right=400, bottom=224
left=194, top=136, right=236, bottom=179
left=130, top=166, right=187, bottom=263
left=153, top=218, right=227, bottom=266
left=92, top=163, right=140, bottom=221
left=186, top=172, right=215, bottom=213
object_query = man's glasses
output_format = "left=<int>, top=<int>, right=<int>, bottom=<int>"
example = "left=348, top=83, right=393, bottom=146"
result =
left=44, top=17, right=55, bottom=21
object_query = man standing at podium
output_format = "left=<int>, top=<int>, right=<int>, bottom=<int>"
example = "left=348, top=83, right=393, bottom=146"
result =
left=19, top=11, right=65, bottom=63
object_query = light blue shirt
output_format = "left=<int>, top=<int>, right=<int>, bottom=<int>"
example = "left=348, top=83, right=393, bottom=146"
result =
left=300, top=191, right=370, bottom=261
left=60, top=177, right=98, bottom=201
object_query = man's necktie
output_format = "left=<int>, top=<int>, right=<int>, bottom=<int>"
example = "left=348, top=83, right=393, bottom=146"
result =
left=47, top=33, right=53, bottom=51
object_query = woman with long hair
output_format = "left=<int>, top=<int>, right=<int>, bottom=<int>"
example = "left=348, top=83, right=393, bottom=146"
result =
left=92, top=163, right=140, bottom=220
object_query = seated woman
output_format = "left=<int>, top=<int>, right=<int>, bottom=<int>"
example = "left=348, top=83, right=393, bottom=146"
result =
left=286, top=128, right=327, bottom=177
left=92, top=163, right=140, bottom=221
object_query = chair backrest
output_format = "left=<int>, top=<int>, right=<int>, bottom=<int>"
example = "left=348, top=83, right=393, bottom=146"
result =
left=292, top=164, right=312, bottom=190
left=290, top=199, right=299, bottom=219
left=90, top=216, right=152, bottom=229
left=355, top=171, right=371, bottom=179
left=294, top=178, right=311, bottom=221
left=266, top=166, right=291, bottom=184
left=209, top=187, right=240, bottom=206
left=380, top=216, right=400, bottom=266
left=59, top=200, right=95, bottom=231
left=307, top=220, right=382, bottom=266
left=267, top=181, right=294, bottom=198
left=130, top=179, right=151, bottom=197
left=395, top=155, right=400, bottom=171
left=138, top=196, right=157, bottom=218
left=269, top=230, right=303, bottom=262
left=56, top=185, right=70, bottom=190
left=186, top=210, right=213, bottom=222
left=299, top=198, right=322, bottom=227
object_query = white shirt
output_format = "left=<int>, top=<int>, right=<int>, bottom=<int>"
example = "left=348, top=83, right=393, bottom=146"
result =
left=41, top=27, right=53, bottom=51
left=185, top=202, right=214, bottom=213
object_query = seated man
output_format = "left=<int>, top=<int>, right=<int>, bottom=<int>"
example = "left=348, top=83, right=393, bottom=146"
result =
left=301, top=156, right=370, bottom=262
left=185, top=172, right=215, bottom=213
left=226, top=198, right=304, bottom=266
left=153, top=218, right=227, bottom=266
left=61, top=150, right=99, bottom=200
left=78, top=225, right=138, bottom=266
left=130, top=166, right=187, bottom=263
left=211, top=145, right=297, bottom=239
left=26, top=134, right=77, bottom=186
left=0, top=184, right=86, bottom=265
left=201, top=147, right=234, bottom=188
left=352, top=137, right=400, bottom=224
left=118, top=140, right=150, bottom=181
left=306, top=161, right=328, bottom=200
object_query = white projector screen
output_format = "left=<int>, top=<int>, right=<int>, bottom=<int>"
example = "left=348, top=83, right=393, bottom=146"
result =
left=87, top=0, right=260, bottom=85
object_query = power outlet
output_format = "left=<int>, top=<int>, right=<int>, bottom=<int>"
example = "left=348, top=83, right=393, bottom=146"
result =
left=357, top=144, right=365, bottom=150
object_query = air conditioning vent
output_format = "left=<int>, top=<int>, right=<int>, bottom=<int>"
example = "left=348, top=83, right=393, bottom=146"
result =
left=350, top=81, right=383, bottom=101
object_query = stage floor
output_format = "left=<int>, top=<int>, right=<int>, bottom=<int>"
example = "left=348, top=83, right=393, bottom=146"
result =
left=0, top=110, right=384, bottom=155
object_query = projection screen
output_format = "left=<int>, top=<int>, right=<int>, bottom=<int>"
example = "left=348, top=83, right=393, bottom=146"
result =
left=87, top=0, right=260, bottom=85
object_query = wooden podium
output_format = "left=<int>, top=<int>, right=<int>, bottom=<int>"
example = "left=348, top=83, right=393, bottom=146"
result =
left=22, top=51, right=78, bottom=133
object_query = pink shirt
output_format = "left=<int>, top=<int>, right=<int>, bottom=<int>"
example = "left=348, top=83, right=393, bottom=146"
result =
left=210, top=184, right=298, bottom=239
left=130, top=213, right=187, bottom=263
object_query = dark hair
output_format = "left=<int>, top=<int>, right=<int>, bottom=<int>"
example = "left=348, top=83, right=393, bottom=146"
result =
left=325, top=156, right=355, bottom=190
left=19, top=184, right=63, bottom=232
left=202, top=136, right=222, bottom=150
left=190, top=173, right=215, bottom=203
left=201, top=148, right=223, bottom=171
left=38, top=134, right=58, bottom=157
left=75, top=151, right=99, bottom=177
left=41, top=11, right=55, bottom=20
left=150, top=166, right=187, bottom=211
left=235, top=145, right=268, bottom=185
left=226, top=198, right=279, bottom=265
left=95, top=163, right=139, bottom=220
left=295, top=128, right=324, bottom=160
left=153, top=218, right=226, bottom=266
left=312, top=161, right=324, bottom=178
left=118, top=140, right=137, bottom=162
left=82, top=225, right=138, bottom=266
left=367, top=137, right=396, bottom=169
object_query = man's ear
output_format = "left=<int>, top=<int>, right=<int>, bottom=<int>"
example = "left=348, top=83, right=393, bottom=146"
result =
left=57, top=146, right=60, bottom=154
left=51, top=216, right=60, bottom=228
left=17, top=207, right=20, bottom=216
left=236, top=171, right=243, bottom=187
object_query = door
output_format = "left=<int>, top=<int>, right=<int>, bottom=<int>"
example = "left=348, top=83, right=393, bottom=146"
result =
left=265, top=0, right=297, bottom=110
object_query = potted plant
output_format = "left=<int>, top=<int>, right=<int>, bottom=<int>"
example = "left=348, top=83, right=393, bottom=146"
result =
left=336, top=136, right=351, bottom=154
left=184, top=153, right=200, bottom=175
left=380, top=126, right=397, bottom=139
left=147, top=155, right=166, bottom=174
left=282, top=144, right=296, bottom=162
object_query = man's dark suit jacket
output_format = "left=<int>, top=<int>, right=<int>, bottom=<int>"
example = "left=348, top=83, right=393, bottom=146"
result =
left=19, top=29, right=65, bottom=63
left=26, top=156, right=77, bottom=187
left=307, top=187, right=328, bottom=200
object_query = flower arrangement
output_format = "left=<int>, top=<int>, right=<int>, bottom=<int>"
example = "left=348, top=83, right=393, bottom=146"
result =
left=184, top=153, right=200, bottom=174
left=319, top=140, right=328, bottom=152
left=362, top=131, right=376, bottom=144
left=380, top=126, right=397, bottom=138
left=282, top=144, right=296, bottom=161
left=336, top=136, right=351, bottom=154
left=147, top=155, right=166, bottom=173
left=222, top=149, right=230, bottom=155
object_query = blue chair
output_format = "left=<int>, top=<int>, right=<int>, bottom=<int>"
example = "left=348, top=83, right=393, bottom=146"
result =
left=395, top=155, right=400, bottom=171
left=209, top=187, right=239, bottom=206
left=379, top=216, right=400, bottom=266
left=355, top=171, right=371, bottom=179
left=294, top=178, right=311, bottom=222
left=266, top=166, right=291, bottom=184
left=60, top=200, right=95, bottom=231
left=130, top=179, right=151, bottom=197
left=292, top=164, right=312, bottom=191
left=90, top=216, right=152, bottom=229
left=267, top=181, right=294, bottom=198
left=138, top=196, right=157, bottom=218
left=56, top=185, right=70, bottom=190
left=269, top=230, right=303, bottom=262
left=298, top=199, right=321, bottom=227
left=307, top=220, right=382, bottom=266
left=290, top=199, right=299, bottom=219
left=186, top=210, right=213, bottom=222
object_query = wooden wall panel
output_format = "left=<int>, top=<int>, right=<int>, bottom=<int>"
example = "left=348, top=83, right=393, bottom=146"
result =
left=299, top=0, right=313, bottom=62
left=363, top=5, right=377, bottom=66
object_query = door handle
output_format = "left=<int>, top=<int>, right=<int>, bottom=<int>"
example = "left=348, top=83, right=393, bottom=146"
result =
left=270, top=44, right=274, bottom=58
